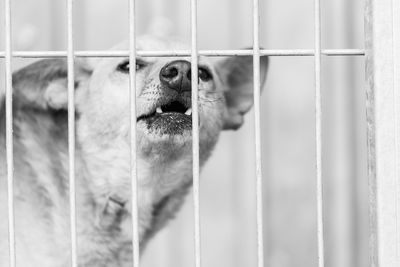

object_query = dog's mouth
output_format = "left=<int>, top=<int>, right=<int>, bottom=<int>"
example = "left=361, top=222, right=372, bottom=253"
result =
left=137, top=100, right=192, bottom=135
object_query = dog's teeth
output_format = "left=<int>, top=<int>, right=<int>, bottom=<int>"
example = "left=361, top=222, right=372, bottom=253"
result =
left=156, top=107, right=163, bottom=114
left=185, top=108, right=192, bottom=116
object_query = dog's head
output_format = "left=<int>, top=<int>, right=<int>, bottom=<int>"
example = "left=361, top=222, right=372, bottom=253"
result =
left=13, top=35, right=268, bottom=163
left=11, top=35, right=269, bottom=241
left=77, top=36, right=268, bottom=162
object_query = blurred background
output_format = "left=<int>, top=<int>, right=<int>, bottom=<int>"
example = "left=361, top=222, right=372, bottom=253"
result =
left=0, top=0, right=367, bottom=266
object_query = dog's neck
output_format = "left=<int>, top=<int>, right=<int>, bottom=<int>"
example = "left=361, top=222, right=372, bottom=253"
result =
left=76, top=115, right=196, bottom=242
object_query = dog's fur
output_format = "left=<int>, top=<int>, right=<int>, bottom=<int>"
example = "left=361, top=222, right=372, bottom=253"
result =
left=0, top=36, right=268, bottom=267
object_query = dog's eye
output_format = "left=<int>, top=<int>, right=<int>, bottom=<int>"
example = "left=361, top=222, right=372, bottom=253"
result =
left=117, top=60, right=146, bottom=73
left=198, top=67, right=212, bottom=81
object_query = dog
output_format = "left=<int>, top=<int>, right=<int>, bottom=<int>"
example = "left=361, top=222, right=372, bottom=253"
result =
left=0, top=35, right=268, bottom=266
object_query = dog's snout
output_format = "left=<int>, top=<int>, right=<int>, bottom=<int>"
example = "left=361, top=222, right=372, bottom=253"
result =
left=159, top=60, right=191, bottom=93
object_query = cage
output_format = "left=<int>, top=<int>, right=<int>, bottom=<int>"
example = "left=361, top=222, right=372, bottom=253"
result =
left=0, top=0, right=399, bottom=266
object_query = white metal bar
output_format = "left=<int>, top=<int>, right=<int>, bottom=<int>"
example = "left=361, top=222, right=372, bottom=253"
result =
left=0, top=49, right=366, bottom=58
left=252, top=0, right=264, bottom=266
left=322, top=49, right=365, bottom=56
left=66, top=0, right=78, bottom=266
left=190, top=0, right=201, bottom=266
left=394, top=0, right=400, bottom=261
left=366, top=0, right=400, bottom=266
left=4, top=0, right=16, bottom=266
left=128, top=0, right=140, bottom=266
left=314, top=0, right=325, bottom=266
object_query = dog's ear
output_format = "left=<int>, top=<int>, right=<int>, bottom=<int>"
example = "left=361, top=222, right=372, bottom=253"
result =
left=216, top=55, right=269, bottom=130
left=12, top=59, right=92, bottom=111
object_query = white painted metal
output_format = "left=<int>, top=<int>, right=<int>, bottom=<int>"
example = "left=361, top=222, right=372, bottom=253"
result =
left=365, top=0, right=400, bottom=266
left=314, top=0, right=325, bottom=266
left=394, top=0, right=400, bottom=261
left=66, top=0, right=78, bottom=266
left=190, top=0, right=201, bottom=266
left=252, top=0, right=264, bottom=266
left=0, top=49, right=365, bottom=58
left=4, top=0, right=16, bottom=266
left=128, top=0, right=140, bottom=266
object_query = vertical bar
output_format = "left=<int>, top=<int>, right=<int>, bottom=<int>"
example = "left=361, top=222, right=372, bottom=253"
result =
left=314, top=0, right=325, bottom=266
left=4, top=0, right=16, bottom=266
left=190, top=0, right=201, bottom=266
left=366, top=0, right=400, bottom=266
left=128, top=0, right=140, bottom=266
left=394, top=0, right=400, bottom=261
left=66, top=0, right=78, bottom=266
left=252, top=0, right=264, bottom=267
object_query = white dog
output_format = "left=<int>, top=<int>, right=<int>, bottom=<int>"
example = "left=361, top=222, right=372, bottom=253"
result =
left=0, top=35, right=268, bottom=266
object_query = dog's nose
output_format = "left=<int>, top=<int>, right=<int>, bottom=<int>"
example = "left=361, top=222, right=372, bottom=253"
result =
left=159, top=60, right=191, bottom=93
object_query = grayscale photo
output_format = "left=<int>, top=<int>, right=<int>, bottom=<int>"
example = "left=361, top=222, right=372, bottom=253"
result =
left=0, top=0, right=398, bottom=267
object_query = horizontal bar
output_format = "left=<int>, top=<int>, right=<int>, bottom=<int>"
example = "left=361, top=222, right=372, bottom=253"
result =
left=323, top=49, right=365, bottom=56
left=0, top=49, right=365, bottom=58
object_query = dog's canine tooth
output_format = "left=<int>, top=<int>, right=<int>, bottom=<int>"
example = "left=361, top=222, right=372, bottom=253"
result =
left=185, top=108, right=192, bottom=116
left=156, top=107, right=163, bottom=114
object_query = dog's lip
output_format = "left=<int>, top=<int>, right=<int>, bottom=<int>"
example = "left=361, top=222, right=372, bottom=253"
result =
left=137, top=98, right=191, bottom=122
